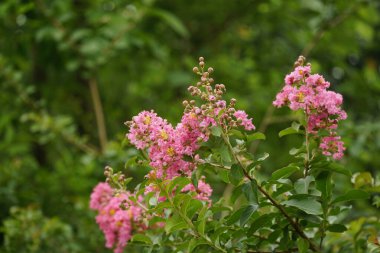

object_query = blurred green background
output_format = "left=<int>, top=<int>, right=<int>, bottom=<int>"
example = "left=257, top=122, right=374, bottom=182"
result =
left=1, top=0, right=379, bottom=252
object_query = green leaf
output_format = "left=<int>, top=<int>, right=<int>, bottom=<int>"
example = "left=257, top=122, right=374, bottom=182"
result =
left=248, top=213, right=276, bottom=234
left=242, top=180, right=259, bottom=204
left=188, top=238, right=208, bottom=252
left=332, top=189, right=369, bottom=204
left=165, top=215, right=188, bottom=233
left=186, top=199, right=203, bottom=219
left=218, top=169, right=230, bottom=183
left=328, top=163, right=352, bottom=177
left=279, top=122, right=302, bottom=138
left=210, top=126, right=223, bottom=137
left=147, top=9, right=189, bottom=37
left=152, top=201, right=171, bottom=212
left=327, top=224, right=347, bottom=233
left=218, top=144, right=232, bottom=163
left=271, top=165, right=300, bottom=181
left=297, top=238, right=309, bottom=253
left=294, top=176, right=314, bottom=194
left=246, top=132, right=266, bottom=142
left=229, top=164, right=244, bottom=185
left=131, top=234, right=153, bottom=245
left=226, top=206, right=245, bottom=225
left=229, top=129, right=245, bottom=139
left=352, top=172, right=374, bottom=189
left=316, top=171, right=332, bottom=202
left=191, top=170, right=198, bottom=188
left=168, top=177, right=191, bottom=193
left=282, top=198, right=323, bottom=215
left=240, top=204, right=258, bottom=226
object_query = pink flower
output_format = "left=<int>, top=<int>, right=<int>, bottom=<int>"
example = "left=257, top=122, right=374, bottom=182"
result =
left=274, top=60, right=347, bottom=160
left=234, top=110, right=255, bottom=131
left=182, top=177, right=213, bottom=202
left=320, top=136, right=345, bottom=160
left=90, top=182, right=113, bottom=210
left=90, top=183, right=145, bottom=253
left=126, top=110, right=171, bottom=150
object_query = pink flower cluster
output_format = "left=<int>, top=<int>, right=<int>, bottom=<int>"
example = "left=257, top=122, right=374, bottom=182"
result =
left=182, top=177, right=213, bottom=201
left=127, top=110, right=213, bottom=201
left=273, top=58, right=347, bottom=159
left=90, top=183, right=144, bottom=253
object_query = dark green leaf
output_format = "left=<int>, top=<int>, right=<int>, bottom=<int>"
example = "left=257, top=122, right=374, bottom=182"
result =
left=248, top=213, right=276, bottom=234
left=229, top=164, right=244, bottom=185
left=226, top=206, right=245, bottom=225
left=191, top=170, right=198, bottom=188
left=271, top=165, right=300, bottom=181
left=240, top=204, right=258, bottom=226
left=327, top=224, right=347, bottom=233
left=282, top=198, right=323, bottom=215
left=242, top=180, right=259, bottom=204
left=316, top=171, right=332, bottom=202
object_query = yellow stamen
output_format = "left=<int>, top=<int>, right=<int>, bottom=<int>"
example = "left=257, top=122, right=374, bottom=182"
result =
left=297, top=92, right=305, bottom=103
left=167, top=147, right=175, bottom=156
left=109, top=209, right=115, bottom=215
left=143, top=116, right=151, bottom=125
left=160, top=130, right=168, bottom=140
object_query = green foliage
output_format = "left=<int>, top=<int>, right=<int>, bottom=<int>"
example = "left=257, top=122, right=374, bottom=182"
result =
left=2, top=207, right=78, bottom=253
left=1, top=0, right=380, bottom=252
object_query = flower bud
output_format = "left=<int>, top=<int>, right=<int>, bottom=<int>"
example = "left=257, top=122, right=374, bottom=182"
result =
left=208, top=67, right=214, bottom=73
left=199, top=56, right=204, bottom=62
left=193, top=67, right=199, bottom=73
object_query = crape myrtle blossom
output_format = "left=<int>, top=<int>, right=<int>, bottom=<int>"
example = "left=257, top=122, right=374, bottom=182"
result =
left=126, top=57, right=255, bottom=203
left=273, top=56, right=347, bottom=160
left=91, top=57, right=256, bottom=252
left=127, top=110, right=213, bottom=201
left=90, top=183, right=145, bottom=253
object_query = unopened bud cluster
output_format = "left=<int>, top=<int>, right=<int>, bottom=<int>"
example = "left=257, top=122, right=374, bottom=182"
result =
left=184, top=57, right=255, bottom=131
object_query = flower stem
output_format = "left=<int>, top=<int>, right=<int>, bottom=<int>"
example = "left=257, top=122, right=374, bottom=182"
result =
left=220, top=131, right=319, bottom=252
left=156, top=181, right=227, bottom=253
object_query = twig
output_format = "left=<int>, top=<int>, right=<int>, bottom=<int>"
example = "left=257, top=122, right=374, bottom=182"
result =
left=156, top=180, right=227, bottom=253
left=88, top=77, right=108, bottom=153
